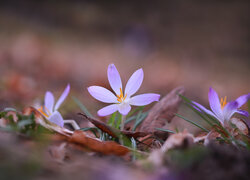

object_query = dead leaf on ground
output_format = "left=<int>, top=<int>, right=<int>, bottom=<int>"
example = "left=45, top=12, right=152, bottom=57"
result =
left=146, top=131, right=194, bottom=167
left=140, top=86, right=185, bottom=132
left=22, top=108, right=130, bottom=156
left=78, top=113, right=151, bottom=138
left=230, top=118, right=249, bottom=136
left=69, top=130, right=129, bottom=156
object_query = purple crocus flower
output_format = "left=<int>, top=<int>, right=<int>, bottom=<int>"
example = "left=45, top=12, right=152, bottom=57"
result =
left=88, top=64, right=160, bottom=116
left=193, top=87, right=250, bottom=125
left=38, top=84, right=70, bottom=127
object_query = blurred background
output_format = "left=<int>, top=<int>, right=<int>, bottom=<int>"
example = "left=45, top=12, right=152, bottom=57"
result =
left=0, top=0, right=249, bottom=130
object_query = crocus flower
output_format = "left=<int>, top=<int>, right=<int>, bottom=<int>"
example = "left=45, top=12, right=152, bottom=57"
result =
left=38, top=84, right=70, bottom=127
left=88, top=64, right=160, bottom=116
left=193, top=87, right=250, bottom=125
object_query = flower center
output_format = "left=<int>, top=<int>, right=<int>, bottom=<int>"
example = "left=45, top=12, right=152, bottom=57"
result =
left=38, top=106, right=50, bottom=118
left=117, top=88, right=127, bottom=103
left=220, top=96, right=227, bottom=109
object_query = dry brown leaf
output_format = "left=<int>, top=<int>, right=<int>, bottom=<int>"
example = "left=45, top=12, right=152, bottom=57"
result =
left=22, top=108, right=130, bottom=156
left=140, top=86, right=185, bottom=132
left=147, top=131, right=194, bottom=167
left=69, top=130, right=129, bottom=156
left=79, top=113, right=150, bottom=138
left=230, top=118, right=249, bottom=136
left=160, top=131, right=194, bottom=152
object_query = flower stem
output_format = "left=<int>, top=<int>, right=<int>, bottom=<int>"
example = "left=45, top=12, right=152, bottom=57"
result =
left=120, top=115, right=126, bottom=131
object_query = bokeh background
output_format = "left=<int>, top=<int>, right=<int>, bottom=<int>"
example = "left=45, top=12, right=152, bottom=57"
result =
left=0, top=0, right=249, bottom=131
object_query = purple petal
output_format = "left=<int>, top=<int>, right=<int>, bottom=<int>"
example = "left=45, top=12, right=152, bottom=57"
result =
left=129, top=93, right=160, bottom=106
left=97, top=104, right=118, bottom=116
left=124, top=68, right=144, bottom=97
left=44, top=91, right=54, bottom=114
left=223, top=101, right=238, bottom=121
left=192, top=101, right=217, bottom=118
left=88, top=86, right=118, bottom=103
left=118, top=103, right=131, bottom=115
left=48, top=111, right=64, bottom=127
left=107, top=64, right=122, bottom=95
left=235, top=93, right=250, bottom=108
left=54, top=84, right=70, bottom=111
left=236, top=110, right=249, bottom=117
left=208, top=87, right=223, bottom=120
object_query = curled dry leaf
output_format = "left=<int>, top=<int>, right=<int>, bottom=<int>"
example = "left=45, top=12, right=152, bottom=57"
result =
left=70, top=130, right=129, bottom=156
left=147, top=131, right=194, bottom=167
left=230, top=118, right=249, bottom=136
left=23, top=108, right=130, bottom=156
left=160, top=131, right=194, bottom=152
left=140, top=86, right=185, bottom=132
left=78, top=113, right=150, bottom=138
left=204, top=130, right=221, bottom=146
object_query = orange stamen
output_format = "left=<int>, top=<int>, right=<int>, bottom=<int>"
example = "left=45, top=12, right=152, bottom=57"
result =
left=38, top=106, right=50, bottom=118
left=220, top=96, right=227, bottom=109
left=116, top=88, right=127, bottom=103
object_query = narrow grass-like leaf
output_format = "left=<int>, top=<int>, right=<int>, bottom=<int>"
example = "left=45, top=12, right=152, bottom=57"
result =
left=131, top=137, right=137, bottom=161
left=80, top=127, right=100, bottom=138
left=108, top=112, right=116, bottom=127
left=125, top=115, right=137, bottom=124
left=72, top=96, right=94, bottom=118
left=3, top=107, right=17, bottom=112
left=155, top=127, right=175, bottom=134
left=115, top=113, right=122, bottom=129
left=176, top=113, right=209, bottom=132
left=127, top=106, right=144, bottom=118
left=179, top=94, right=214, bottom=126
left=17, top=119, right=33, bottom=128
left=132, top=111, right=148, bottom=131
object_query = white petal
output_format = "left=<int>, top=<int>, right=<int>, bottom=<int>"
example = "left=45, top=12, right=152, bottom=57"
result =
left=88, top=86, right=118, bottom=103
left=48, top=111, right=64, bottom=127
left=44, top=91, right=54, bottom=114
left=118, top=103, right=131, bottom=115
left=97, top=104, right=119, bottom=116
left=125, top=68, right=144, bottom=97
left=54, top=84, right=70, bottom=111
left=107, top=64, right=122, bottom=95
left=129, top=93, right=160, bottom=106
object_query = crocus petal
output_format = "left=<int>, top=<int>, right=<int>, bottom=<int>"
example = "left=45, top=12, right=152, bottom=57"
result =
left=192, top=101, right=217, bottom=118
left=223, top=101, right=238, bottom=121
left=107, top=64, right=122, bottom=95
left=125, top=68, right=144, bottom=97
left=129, top=93, right=160, bottom=106
left=235, top=93, right=250, bottom=108
left=48, top=111, right=64, bottom=127
left=97, top=104, right=119, bottom=116
left=208, top=87, right=223, bottom=120
left=88, top=86, right=118, bottom=103
left=54, top=84, right=70, bottom=111
left=118, top=103, right=131, bottom=115
left=236, top=110, right=249, bottom=117
left=44, top=91, right=54, bottom=114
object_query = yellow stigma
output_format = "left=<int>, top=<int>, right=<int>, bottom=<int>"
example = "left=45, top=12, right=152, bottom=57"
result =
left=220, top=96, right=227, bottom=109
left=38, top=106, right=50, bottom=118
left=117, top=88, right=127, bottom=103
